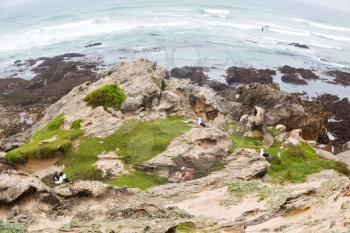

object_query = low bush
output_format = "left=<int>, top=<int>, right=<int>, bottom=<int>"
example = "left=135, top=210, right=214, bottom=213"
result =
left=84, top=84, right=126, bottom=110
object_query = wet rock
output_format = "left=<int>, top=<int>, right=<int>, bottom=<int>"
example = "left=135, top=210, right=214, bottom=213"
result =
left=170, top=66, right=209, bottom=86
left=327, top=70, right=350, bottom=86
left=279, top=65, right=319, bottom=80
left=226, top=66, right=275, bottom=85
left=281, top=74, right=308, bottom=85
left=138, top=127, right=231, bottom=182
left=289, top=43, right=309, bottom=49
left=84, top=42, right=102, bottom=48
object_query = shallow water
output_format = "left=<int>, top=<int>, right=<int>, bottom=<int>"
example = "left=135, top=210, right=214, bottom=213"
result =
left=0, top=0, right=350, bottom=97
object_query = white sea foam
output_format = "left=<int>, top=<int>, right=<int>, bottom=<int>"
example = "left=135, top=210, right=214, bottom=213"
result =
left=203, top=9, right=230, bottom=15
left=295, top=18, right=350, bottom=32
left=0, top=18, right=189, bottom=53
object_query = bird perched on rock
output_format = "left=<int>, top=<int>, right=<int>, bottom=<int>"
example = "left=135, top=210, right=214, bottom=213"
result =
left=198, top=118, right=208, bottom=128
left=260, top=148, right=271, bottom=159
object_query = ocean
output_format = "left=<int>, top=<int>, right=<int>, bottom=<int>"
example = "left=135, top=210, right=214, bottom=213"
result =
left=1, top=0, right=350, bottom=97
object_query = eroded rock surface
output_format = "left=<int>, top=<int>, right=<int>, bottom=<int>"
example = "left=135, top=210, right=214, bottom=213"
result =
left=139, top=127, right=231, bottom=182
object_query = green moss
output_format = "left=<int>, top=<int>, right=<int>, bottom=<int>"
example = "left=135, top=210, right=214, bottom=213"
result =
left=62, top=116, right=190, bottom=186
left=84, top=84, right=126, bottom=110
left=70, top=119, right=82, bottom=129
left=105, top=170, right=167, bottom=190
left=231, top=134, right=262, bottom=150
left=5, top=115, right=82, bottom=163
left=267, top=127, right=280, bottom=136
left=176, top=222, right=195, bottom=233
left=0, top=220, right=26, bottom=233
left=229, top=134, right=349, bottom=183
left=266, top=142, right=350, bottom=183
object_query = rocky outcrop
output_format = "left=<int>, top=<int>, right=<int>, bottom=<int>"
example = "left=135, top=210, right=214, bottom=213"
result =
left=327, top=70, right=350, bottom=86
left=279, top=65, right=319, bottom=80
left=281, top=73, right=308, bottom=85
left=0, top=170, right=49, bottom=204
left=159, top=78, right=222, bottom=120
left=170, top=66, right=209, bottom=86
left=236, top=83, right=329, bottom=140
left=238, top=106, right=266, bottom=137
left=314, top=94, right=350, bottom=153
left=276, top=129, right=304, bottom=145
left=139, top=127, right=231, bottom=182
left=226, top=66, right=276, bottom=85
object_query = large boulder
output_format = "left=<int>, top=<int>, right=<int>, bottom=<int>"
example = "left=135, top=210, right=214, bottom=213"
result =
left=138, top=127, right=231, bottom=182
left=0, top=170, right=49, bottom=204
left=95, top=152, right=125, bottom=178
left=236, top=83, right=329, bottom=140
left=238, top=106, right=266, bottom=137
left=158, top=78, right=222, bottom=120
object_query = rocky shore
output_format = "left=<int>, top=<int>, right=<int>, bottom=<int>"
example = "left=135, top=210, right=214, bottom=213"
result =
left=0, top=58, right=350, bottom=232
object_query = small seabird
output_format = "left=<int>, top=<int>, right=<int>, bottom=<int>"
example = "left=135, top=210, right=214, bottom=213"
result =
left=198, top=118, right=208, bottom=128
left=261, top=25, right=270, bottom=32
left=260, top=149, right=271, bottom=159
left=53, top=172, right=71, bottom=185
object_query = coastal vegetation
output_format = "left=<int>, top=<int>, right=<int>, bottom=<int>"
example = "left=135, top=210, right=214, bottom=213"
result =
left=84, top=84, right=126, bottom=110
left=5, top=114, right=82, bottom=163
left=226, top=123, right=349, bottom=183
left=0, top=220, right=26, bottom=233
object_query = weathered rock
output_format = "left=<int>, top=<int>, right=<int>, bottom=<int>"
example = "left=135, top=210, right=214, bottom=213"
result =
left=263, top=131, right=275, bottom=147
left=276, top=129, right=304, bottom=145
left=276, top=124, right=287, bottom=133
left=281, top=74, right=308, bottom=85
left=0, top=170, right=49, bottom=204
left=120, top=96, right=144, bottom=113
left=158, top=78, right=222, bottom=120
left=139, top=127, right=231, bottom=182
left=237, top=83, right=329, bottom=140
left=95, top=152, right=125, bottom=178
left=226, top=66, right=275, bottom=85
left=345, top=141, right=350, bottom=150
left=238, top=106, right=265, bottom=137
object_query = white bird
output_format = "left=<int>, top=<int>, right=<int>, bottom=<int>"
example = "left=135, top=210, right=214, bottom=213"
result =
left=260, top=148, right=271, bottom=159
left=198, top=118, right=208, bottom=128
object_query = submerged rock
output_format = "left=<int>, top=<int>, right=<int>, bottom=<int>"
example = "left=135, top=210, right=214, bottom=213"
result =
left=327, top=70, right=350, bottom=86
left=281, top=73, right=308, bottom=85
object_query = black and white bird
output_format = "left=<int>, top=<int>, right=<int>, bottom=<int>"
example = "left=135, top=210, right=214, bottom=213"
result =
left=261, top=25, right=270, bottom=32
left=260, top=149, right=271, bottom=159
left=198, top=118, right=208, bottom=128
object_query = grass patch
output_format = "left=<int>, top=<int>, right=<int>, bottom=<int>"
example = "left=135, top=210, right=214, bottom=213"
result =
left=62, top=116, right=190, bottom=186
left=176, top=222, right=195, bottom=233
left=104, top=170, right=167, bottom=190
left=0, top=220, right=26, bottom=233
left=70, top=119, right=82, bottom=129
left=84, top=84, right=126, bottom=110
left=228, top=132, right=349, bottom=183
left=267, top=127, right=280, bottom=136
left=5, top=115, right=82, bottom=163
left=266, top=142, right=350, bottom=183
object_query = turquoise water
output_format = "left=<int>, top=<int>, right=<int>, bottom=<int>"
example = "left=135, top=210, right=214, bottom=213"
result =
left=0, top=0, right=350, bottom=96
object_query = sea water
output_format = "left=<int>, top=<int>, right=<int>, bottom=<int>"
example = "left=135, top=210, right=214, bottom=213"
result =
left=0, top=0, right=349, bottom=97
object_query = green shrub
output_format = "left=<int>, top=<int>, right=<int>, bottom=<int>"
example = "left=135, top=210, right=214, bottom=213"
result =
left=5, top=115, right=82, bottom=163
left=176, top=222, right=195, bottom=233
left=84, top=84, right=126, bottom=110
left=0, top=220, right=26, bottom=233
left=70, top=119, right=82, bottom=129
left=105, top=170, right=167, bottom=190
